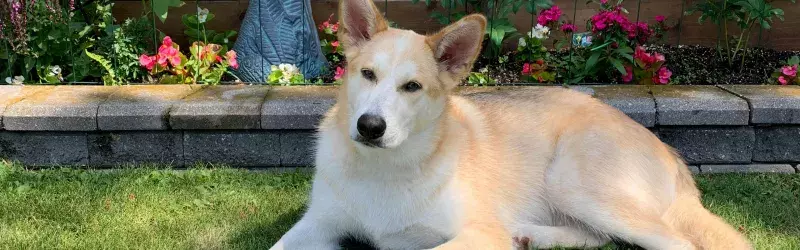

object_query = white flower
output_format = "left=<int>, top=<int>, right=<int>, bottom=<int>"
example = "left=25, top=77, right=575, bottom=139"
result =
left=518, top=37, right=527, bottom=48
left=529, top=24, right=550, bottom=40
left=51, top=65, right=62, bottom=75
left=8, top=75, right=24, bottom=85
left=479, top=67, right=488, bottom=74
left=197, top=7, right=209, bottom=23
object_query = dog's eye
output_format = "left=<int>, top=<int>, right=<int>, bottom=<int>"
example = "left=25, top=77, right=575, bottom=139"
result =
left=361, top=69, right=376, bottom=81
left=402, top=81, right=422, bottom=92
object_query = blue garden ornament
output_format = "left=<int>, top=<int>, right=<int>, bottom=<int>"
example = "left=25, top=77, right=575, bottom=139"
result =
left=233, top=0, right=328, bottom=82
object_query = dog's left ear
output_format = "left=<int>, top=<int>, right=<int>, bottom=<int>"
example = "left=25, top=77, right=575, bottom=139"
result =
left=426, top=14, right=487, bottom=87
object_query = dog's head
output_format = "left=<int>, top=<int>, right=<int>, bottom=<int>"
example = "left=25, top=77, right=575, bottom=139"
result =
left=337, top=0, right=486, bottom=149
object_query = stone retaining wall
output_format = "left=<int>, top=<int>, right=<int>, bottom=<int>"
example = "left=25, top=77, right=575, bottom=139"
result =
left=0, top=84, right=798, bottom=174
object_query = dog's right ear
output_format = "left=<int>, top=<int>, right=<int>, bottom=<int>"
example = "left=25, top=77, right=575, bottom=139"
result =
left=338, top=0, right=389, bottom=49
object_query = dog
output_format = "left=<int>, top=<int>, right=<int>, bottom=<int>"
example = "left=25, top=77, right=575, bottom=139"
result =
left=269, top=0, right=752, bottom=249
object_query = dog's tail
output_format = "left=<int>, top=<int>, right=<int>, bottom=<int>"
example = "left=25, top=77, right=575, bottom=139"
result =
left=664, top=157, right=752, bottom=250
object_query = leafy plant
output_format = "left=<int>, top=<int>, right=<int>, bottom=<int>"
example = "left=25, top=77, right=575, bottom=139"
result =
left=412, top=0, right=554, bottom=57
left=267, top=64, right=305, bottom=85
left=85, top=50, right=118, bottom=85
left=94, top=16, right=153, bottom=84
left=686, top=0, right=796, bottom=70
left=769, top=56, right=799, bottom=85
left=624, top=46, right=672, bottom=85
left=139, top=36, right=238, bottom=85
left=182, top=7, right=237, bottom=51
left=467, top=68, right=496, bottom=86
left=152, top=0, right=185, bottom=22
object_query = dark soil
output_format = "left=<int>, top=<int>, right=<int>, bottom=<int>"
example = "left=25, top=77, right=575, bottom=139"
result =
left=312, top=45, right=799, bottom=85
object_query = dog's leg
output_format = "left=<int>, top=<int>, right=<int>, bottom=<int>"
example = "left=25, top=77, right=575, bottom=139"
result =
left=511, top=224, right=609, bottom=249
left=269, top=215, right=343, bottom=250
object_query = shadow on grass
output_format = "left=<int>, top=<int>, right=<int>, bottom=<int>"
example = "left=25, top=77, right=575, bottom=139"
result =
left=228, top=205, right=377, bottom=250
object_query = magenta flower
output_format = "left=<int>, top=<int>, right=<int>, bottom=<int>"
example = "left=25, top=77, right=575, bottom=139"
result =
left=778, top=76, right=789, bottom=85
left=655, top=15, right=666, bottom=23
left=537, top=6, right=563, bottom=26
left=781, top=65, right=797, bottom=77
left=561, top=23, right=576, bottom=33
left=600, top=0, right=609, bottom=4
left=654, top=67, right=672, bottom=84
left=622, top=65, right=633, bottom=83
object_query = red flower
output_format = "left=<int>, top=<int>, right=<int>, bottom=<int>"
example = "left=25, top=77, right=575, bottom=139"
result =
left=334, top=66, right=346, bottom=80
left=331, top=41, right=340, bottom=48
left=536, top=59, right=544, bottom=65
left=522, top=63, right=532, bottom=75
left=139, top=54, right=156, bottom=70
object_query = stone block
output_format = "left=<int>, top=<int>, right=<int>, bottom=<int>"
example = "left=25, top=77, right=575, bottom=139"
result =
left=183, top=131, right=280, bottom=167
left=4, top=86, right=118, bottom=131
left=279, top=130, right=316, bottom=167
left=170, top=85, right=270, bottom=129
left=0, top=131, right=88, bottom=166
left=719, top=85, right=800, bottom=124
left=0, top=86, right=54, bottom=129
left=98, top=85, right=203, bottom=130
left=700, top=164, right=796, bottom=174
left=753, top=126, right=800, bottom=162
left=586, top=85, right=656, bottom=127
left=261, top=86, right=337, bottom=129
left=688, top=165, right=700, bottom=175
left=88, top=131, right=183, bottom=166
left=657, top=127, right=754, bottom=164
left=652, top=86, right=749, bottom=125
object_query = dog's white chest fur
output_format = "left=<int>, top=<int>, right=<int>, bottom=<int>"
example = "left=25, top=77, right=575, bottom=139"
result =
left=310, top=129, right=462, bottom=249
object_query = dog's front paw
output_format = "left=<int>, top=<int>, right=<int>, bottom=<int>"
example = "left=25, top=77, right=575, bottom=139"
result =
left=512, top=236, right=531, bottom=250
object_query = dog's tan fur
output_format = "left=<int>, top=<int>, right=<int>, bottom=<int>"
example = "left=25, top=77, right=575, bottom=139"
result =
left=270, top=0, right=751, bottom=249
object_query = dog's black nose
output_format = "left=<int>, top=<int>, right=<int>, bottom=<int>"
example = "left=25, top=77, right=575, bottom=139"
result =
left=357, top=114, right=386, bottom=140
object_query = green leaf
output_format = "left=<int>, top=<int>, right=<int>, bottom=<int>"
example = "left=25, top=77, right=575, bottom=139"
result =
left=610, top=59, right=626, bottom=75
left=788, top=56, right=800, bottom=66
left=490, top=28, right=505, bottom=47
left=153, top=0, right=185, bottom=23
left=584, top=52, right=601, bottom=73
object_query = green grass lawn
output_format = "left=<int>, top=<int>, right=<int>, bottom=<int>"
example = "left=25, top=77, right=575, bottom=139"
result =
left=0, top=162, right=798, bottom=250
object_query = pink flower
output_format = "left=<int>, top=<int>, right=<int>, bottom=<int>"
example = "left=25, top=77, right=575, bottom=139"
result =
left=139, top=54, right=156, bottom=70
left=634, top=46, right=654, bottom=64
left=778, top=76, right=789, bottom=85
left=560, top=23, right=576, bottom=33
left=655, top=15, right=666, bottom=23
left=537, top=6, right=563, bottom=26
left=522, top=63, right=532, bottom=75
left=600, top=0, right=608, bottom=4
left=334, top=66, right=346, bottom=80
left=622, top=65, right=633, bottom=83
left=331, top=23, right=339, bottom=33
left=654, top=52, right=665, bottom=63
left=226, top=50, right=239, bottom=69
left=654, top=67, right=672, bottom=84
left=781, top=65, right=797, bottom=77
left=161, top=36, right=174, bottom=48
left=331, top=41, right=340, bottom=48
left=158, top=46, right=180, bottom=67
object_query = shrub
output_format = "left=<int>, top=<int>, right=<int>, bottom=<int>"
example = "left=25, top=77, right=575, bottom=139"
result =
left=267, top=64, right=305, bottom=85
left=686, top=0, right=795, bottom=70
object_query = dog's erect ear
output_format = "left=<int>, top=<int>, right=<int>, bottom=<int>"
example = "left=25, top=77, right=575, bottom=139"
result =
left=338, top=0, right=389, bottom=49
left=426, top=14, right=487, bottom=85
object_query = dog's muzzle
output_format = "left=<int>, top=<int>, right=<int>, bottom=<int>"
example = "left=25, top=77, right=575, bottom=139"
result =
left=355, top=114, right=386, bottom=148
